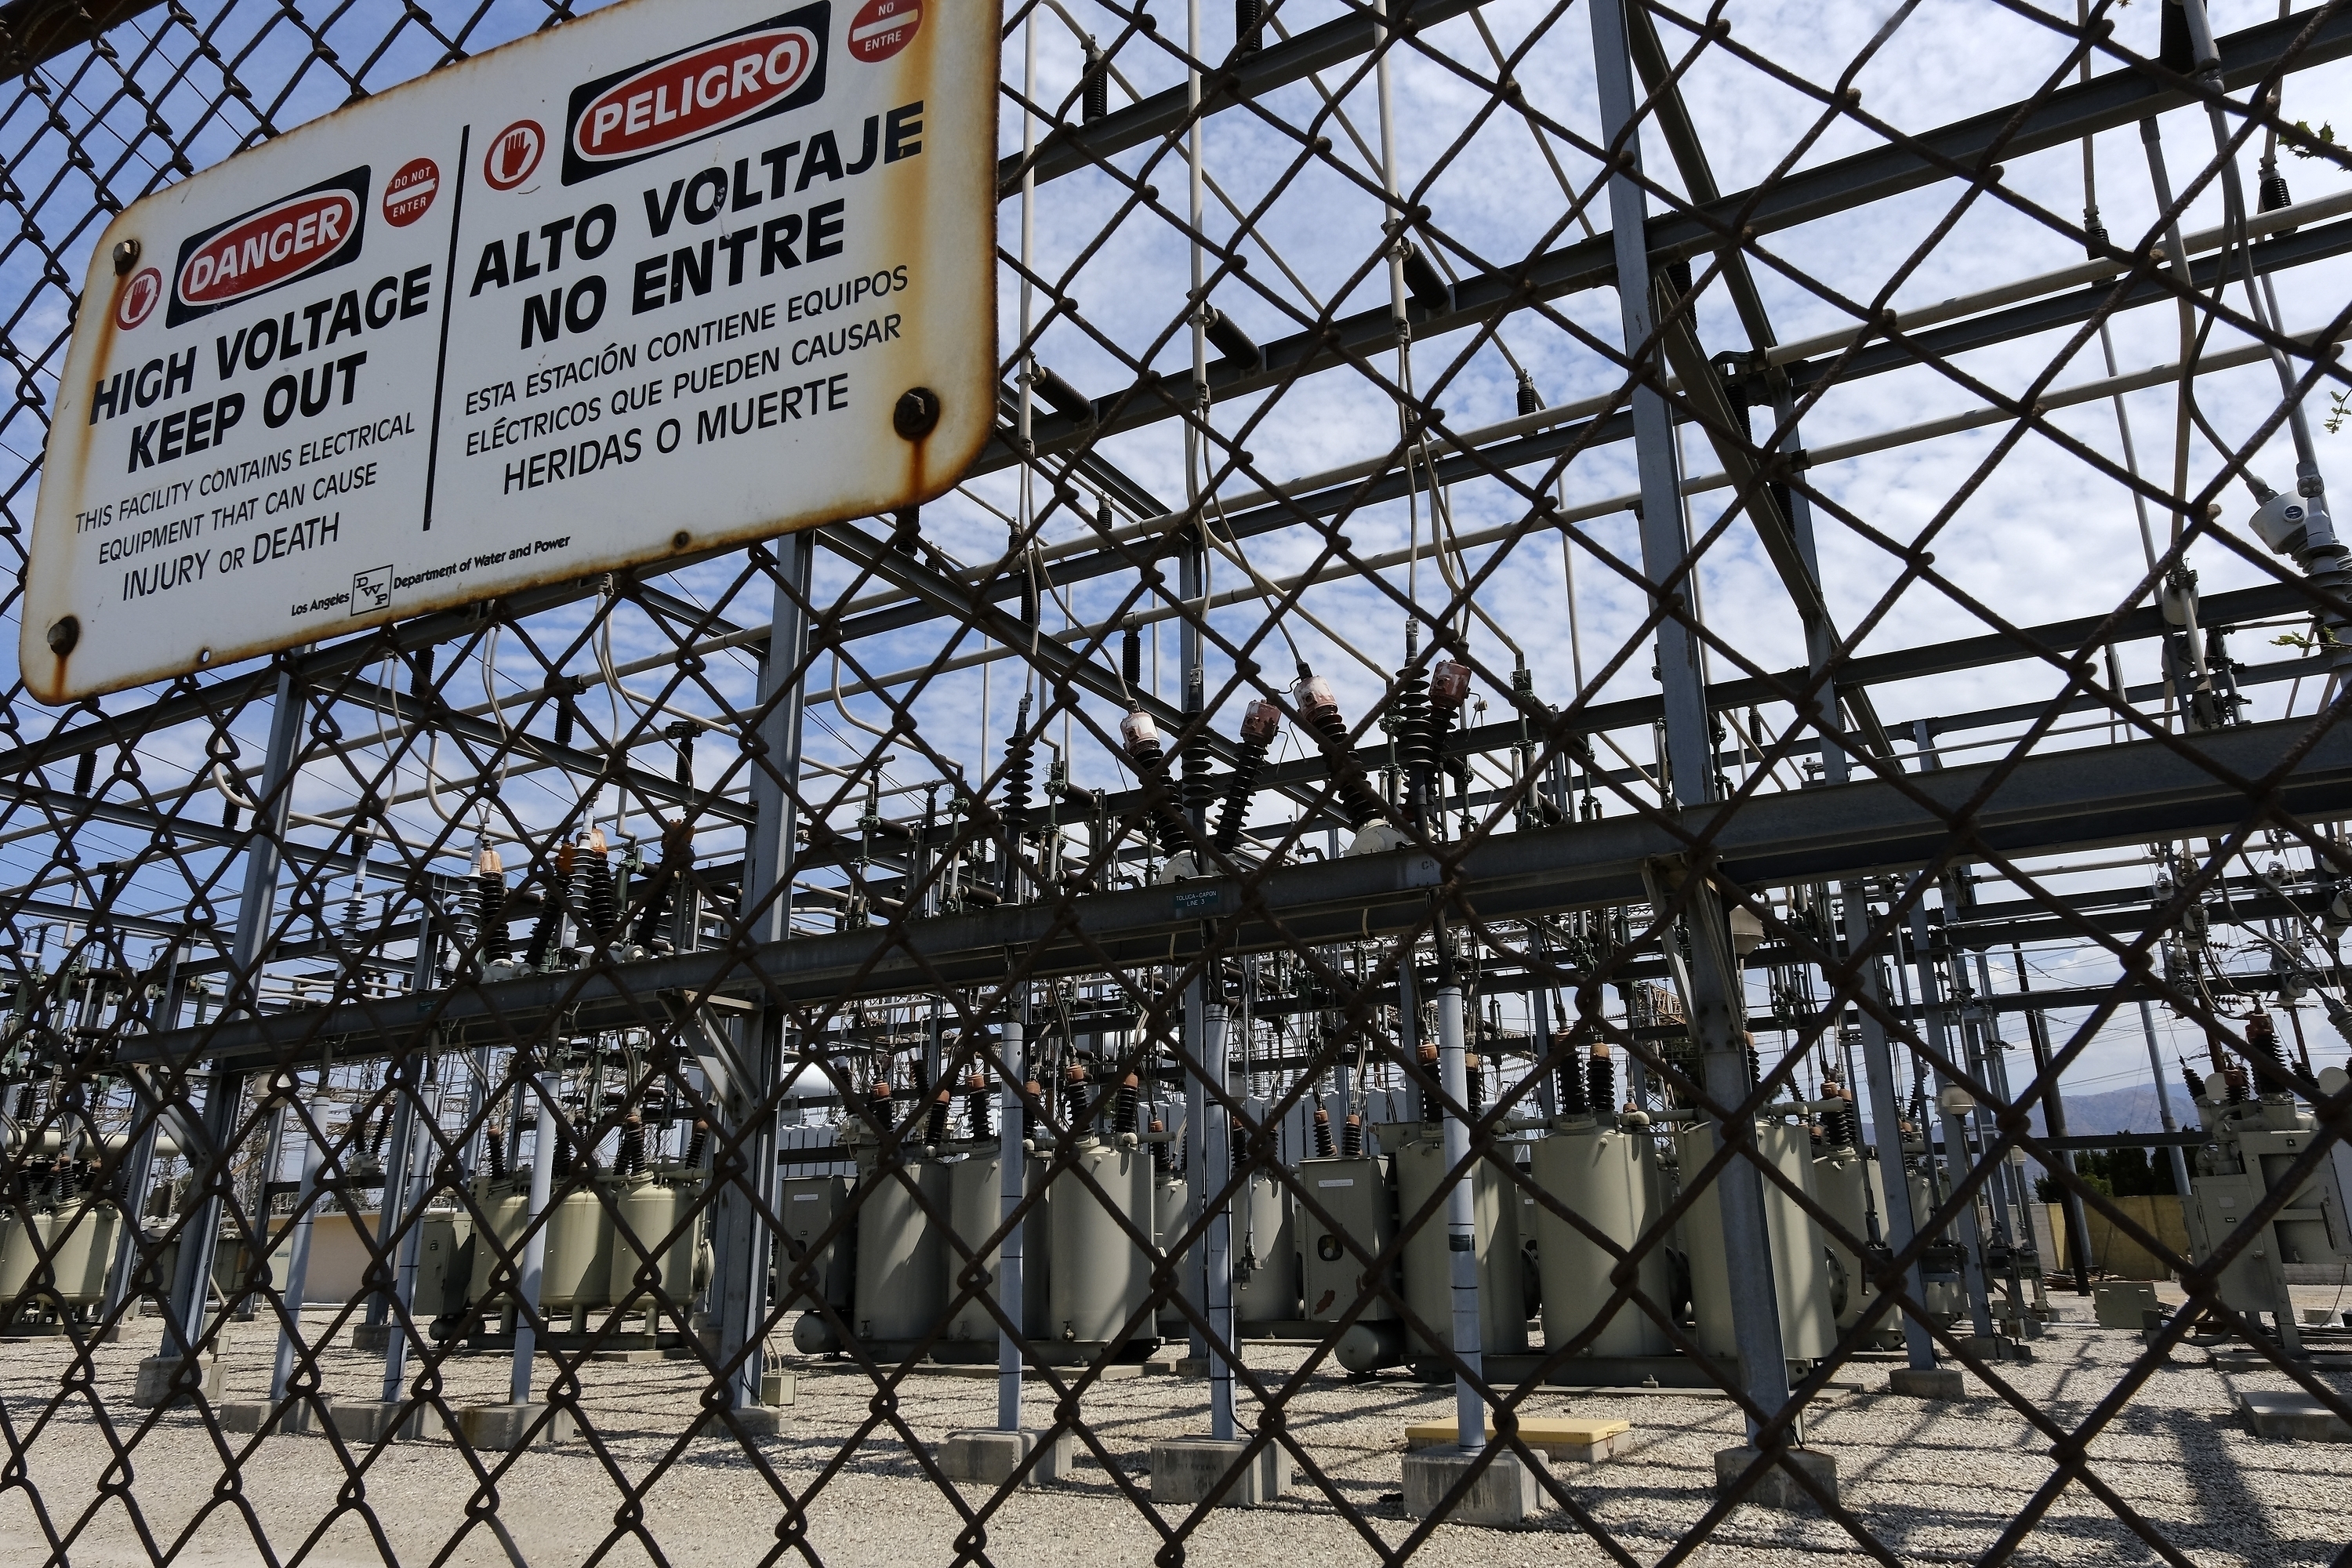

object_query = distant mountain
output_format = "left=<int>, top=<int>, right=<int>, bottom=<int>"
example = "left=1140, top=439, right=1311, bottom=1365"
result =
left=2027, top=1083, right=2190, bottom=1139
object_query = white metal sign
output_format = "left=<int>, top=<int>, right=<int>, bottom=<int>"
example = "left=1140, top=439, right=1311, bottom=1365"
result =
left=24, top=0, right=996, bottom=702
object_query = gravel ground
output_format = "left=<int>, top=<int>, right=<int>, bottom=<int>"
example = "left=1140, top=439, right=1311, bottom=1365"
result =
left=2, top=1305, right=2346, bottom=1567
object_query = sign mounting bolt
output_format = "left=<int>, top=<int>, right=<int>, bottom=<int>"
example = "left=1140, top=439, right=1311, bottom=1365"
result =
left=112, top=239, right=139, bottom=275
left=46, top=617, right=78, bottom=656
left=894, top=387, right=941, bottom=441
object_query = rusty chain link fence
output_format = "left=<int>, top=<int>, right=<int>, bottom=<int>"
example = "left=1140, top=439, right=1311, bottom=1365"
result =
left=5, top=0, right=2352, bottom=1562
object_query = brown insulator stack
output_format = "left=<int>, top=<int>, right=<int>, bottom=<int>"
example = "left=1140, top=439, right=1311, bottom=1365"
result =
left=1116, top=1072, right=1142, bottom=1134
left=1586, top=1044, right=1616, bottom=1121
left=1417, top=1040, right=1441, bottom=1122
left=1341, top=1112, right=1365, bottom=1158
left=1294, top=673, right=1388, bottom=829
left=582, top=826, right=618, bottom=946
left=869, top=1080, right=896, bottom=1130
left=485, top=1125, right=508, bottom=1180
left=475, top=848, right=512, bottom=964
left=964, top=1071, right=993, bottom=1138
left=522, top=840, right=575, bottom=971
left=617, top=1113, right=645, bottom=1174
left=1210, top=700, right=1281, bottom=855
left=1312, top=1097, right=1336, bottom=1158
left=1121, top=709, right=1193, bottom=857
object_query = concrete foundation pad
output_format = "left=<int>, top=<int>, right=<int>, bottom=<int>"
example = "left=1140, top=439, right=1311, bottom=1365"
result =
left=2241, top=1391, right=2352, bottom=1441
left=1149, top=1437, right=1287, bottom=1508
left=941, top=1428, right=1073, bottom=1486
left=350, top=1324, right=392, bottom=1354
left=220, top=1397, right=334, bottom=1436
left=1715, top=1446, right=1838, bottom=1510
left=1962, top=1334, right=2032, bottom=1363
left=587, top=1346, right=669, bottom=1363
left=131, top=1355, right=223, bottom=1410
left=922, top=1363, right=1143, bottom=1382
left=454, top=1403, right=577, bottom=1450
left=1402, top=1446, right=1547, bottom=1526
left=1889, top=1367, right=1967, bottom=1400
left=328, top=1401, right=448, bottom=1443
left=720, top=1406, right=784, bottom=1439
left=1406, top=1417, right=1626, bottom=1465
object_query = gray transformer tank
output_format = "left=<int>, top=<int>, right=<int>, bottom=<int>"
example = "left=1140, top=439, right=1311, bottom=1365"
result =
left=1386, top=1121, right=1530, bottom=1368
left=1043, top=1131, right=1156, bottom=1362
left=1530, top=1119, right=1672, bottom=1358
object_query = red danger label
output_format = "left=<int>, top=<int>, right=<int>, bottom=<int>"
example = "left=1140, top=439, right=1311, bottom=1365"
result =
left=382, top=158, right=440, bottom=226
left=848, top=0, right=920, bottom=63
left=572, top=26, right=818, bottom=165
left=169, top=171, right=368, bottom=326
left=561, top=3, right=830, bottom=185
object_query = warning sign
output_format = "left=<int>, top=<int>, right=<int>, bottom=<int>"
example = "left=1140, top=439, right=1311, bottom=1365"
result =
left=23, top=0, right=998, bottom=702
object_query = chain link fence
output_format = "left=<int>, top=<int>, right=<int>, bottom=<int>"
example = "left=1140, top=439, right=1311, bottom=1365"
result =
left=5, top=0, right=2352, bottom=1561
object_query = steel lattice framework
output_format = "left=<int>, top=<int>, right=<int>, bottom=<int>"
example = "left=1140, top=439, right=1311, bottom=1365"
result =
left=3, top=0, right=2352, bottom=1563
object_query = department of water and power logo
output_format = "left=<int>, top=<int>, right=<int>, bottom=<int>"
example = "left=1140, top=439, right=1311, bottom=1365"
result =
left=165, top=168, right=371, bottom=327
left=561, top=2, right=829, bottom=185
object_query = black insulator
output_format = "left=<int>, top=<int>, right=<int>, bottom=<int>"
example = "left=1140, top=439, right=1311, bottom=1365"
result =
left=1032, top=364, right=1094, bottom=423
left=371, top=1105, right=393, bottom=1154
left=1464, top=1054, right=1485, bottom=1123
left=410, top=645, right=435, bottom=698
left=553, top=691, right=575, bottom=750
left=2182, top=1059, right=2207, bottom=1105
left=1296, top=676, right=1386, bottom=829
left=1587, top=1049, right=1617, bottom=1119
left=1341, top=1113, right=1364, bottom=1158
left=1211, top=700, right=1279, bottom=853
left=476, top=866, right=512, bottom=963
left=1149, top=1115, right=1172, bottom=1172
left=2259, top=157, right=2292, bottom=218
left=1515, top=372, right=1541, bottom=417
left=685, top=1120, right=709, bottom=1167
left=1082, top=40, right=1109, bottom=123
left=583, top=838, right=618, bottom=943
left=552, top=1120, right=574, bottom=1178
left=1122, top=624, right=1143, bottom=691
left=223, top=799, right=240, bottom=831
left=966, top=1072, right=993, bottom=1139
left=667, top=719, right=696, bottom=787
left=2083, top=205, right=2110, bottom=260
left=1312, top=1098, right=1336, bottom=1158
left=1416, top=1044, right=1440, bottom=1122
left=1392, top=662, right=1433, bottom=825
left=1116, top=1073, right=1142, bottom=1134
left=1234, top=0, right=1261, bottom=59
left=618, top=1114, right=645, bottom=1174
left=869, top=1082, right=897, bottom=1130
left=1203, top=307, right=1262, bottom=369
left=1556, top=1022, right=1587, bottom=1115
left=2223, top=1065, right=2249, bottom=1104
left=73, top=750, right=95, bottom=795
left=2159, top=0, right=2194, bottom=74
left=1399, top=241, right=1451, bottom=314
left=485, top=1127, right=508, bottom=1181
left=1745, top=1033, right=1763, bottom=1090
left=522, top=843, right=574, bottom=970
left=1003, top=694, right=1034, bottom=830
left=1021, top=1079, right=1044, bottom=1142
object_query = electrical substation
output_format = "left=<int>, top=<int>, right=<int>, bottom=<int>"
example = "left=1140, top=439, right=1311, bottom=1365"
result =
left=2, top=0, right=2351, bottom=1560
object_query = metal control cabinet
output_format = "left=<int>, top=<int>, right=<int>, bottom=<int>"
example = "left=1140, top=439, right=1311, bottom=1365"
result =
left=777, top=1174, right=854, bottom=1340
